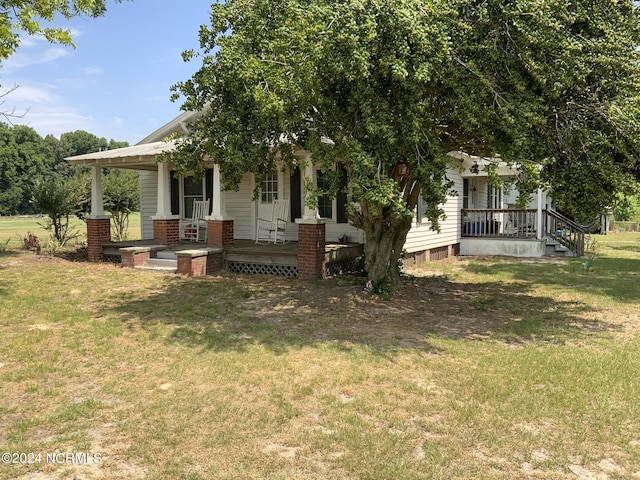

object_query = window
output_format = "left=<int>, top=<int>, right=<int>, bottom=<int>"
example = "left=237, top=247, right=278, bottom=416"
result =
left=487, top=185, right=502, bottom=209
left=261, top=173, right=278, bottom=204
left=183, top=175, right=204, bottom=218
left=416, top=193, right=431, bottom=224
left=316, top=170, right=332, bottom=219
left=463, top=179, right=469, bottom=209
left=170, top=170, right=213, bottom=218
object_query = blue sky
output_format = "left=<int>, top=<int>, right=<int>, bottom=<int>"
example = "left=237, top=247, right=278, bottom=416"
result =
left=1, top=0, right=213, bottom=145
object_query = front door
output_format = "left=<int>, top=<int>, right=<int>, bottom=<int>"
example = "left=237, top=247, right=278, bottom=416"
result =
left=257, top=172, right=280, bottom=225
left=183, top=175, right=204, bottom=218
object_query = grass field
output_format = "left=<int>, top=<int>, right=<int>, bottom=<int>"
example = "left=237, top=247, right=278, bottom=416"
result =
left=0, top=213, right=141, bottom=250
left=0, top=233, right=638, bottom=479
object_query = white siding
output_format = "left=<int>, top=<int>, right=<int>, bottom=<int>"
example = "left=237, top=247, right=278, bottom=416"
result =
left=323, top=222, right=365, bottom=244
left=139, top=170, right=157, bottom=240
left=225, top=173, right=254, bottom=239
left=404, top=167, right=463, bottom=254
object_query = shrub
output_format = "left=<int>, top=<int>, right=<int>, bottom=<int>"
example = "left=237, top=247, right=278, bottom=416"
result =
left=31, top=176, right=87, bottom=246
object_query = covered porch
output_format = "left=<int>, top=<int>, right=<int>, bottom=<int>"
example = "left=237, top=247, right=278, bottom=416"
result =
left=66, top=141, right=363, bottom=279
left=460, top=208, right=585, bottom=257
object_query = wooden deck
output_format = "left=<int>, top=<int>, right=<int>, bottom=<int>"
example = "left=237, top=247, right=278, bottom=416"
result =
left=226, top=240, right=298, bottom=266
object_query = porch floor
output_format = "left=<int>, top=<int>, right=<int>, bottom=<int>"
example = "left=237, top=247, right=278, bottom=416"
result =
left=103, top=239, right=359, bottom=256
left=102, top=239, right=364, bottom=278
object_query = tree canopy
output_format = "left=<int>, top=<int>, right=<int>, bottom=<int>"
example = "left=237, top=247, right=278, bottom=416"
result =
left=0, top=123, right=129, bottom=215
left=0, top=0, right=126, bottom=61
left=170, top=0, right=640, bottom=288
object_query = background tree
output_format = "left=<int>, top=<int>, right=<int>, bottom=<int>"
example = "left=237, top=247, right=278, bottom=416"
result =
left=613, top=191, right=640, bottom=223
left=0, top=122, right=131, bottom=216
left=0, top=124, right=48, bottom=214
left=170, top=0, right=640, bottom=290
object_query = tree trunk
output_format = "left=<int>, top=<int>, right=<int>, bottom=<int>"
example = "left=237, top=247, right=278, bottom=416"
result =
left=363, top=215, right=413, bottom=289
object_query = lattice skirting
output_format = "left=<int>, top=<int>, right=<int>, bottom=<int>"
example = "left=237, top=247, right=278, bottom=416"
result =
left=103, top=254, right=122, bottom=264
left=323, top=258, right=361, bottom=278
left=226, top=262, right=298, bottom=277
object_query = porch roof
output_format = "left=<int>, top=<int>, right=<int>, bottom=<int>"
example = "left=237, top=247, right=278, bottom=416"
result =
left=65, top=140, right=176, bottom=171
left=448, top=151, right=526, bottom=177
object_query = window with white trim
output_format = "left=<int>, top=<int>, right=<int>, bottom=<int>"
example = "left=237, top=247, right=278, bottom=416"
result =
left=487, top=185, right=502, bottom=209
left=261, top=173, right=278, bottom=204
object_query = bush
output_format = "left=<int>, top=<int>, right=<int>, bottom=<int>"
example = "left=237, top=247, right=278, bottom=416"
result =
left=31, top=176, right=87, bottom=246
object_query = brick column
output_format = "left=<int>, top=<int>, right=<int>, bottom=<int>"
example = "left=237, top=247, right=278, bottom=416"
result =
left=153, top=218, right=180, bottom=245
left=207, top=219, right=234, bottom=248
left=296, top=220, right=326, bottom=280
left=176, top=248, right=223, bottom=277
left=86, top=216, right=111, bottom=262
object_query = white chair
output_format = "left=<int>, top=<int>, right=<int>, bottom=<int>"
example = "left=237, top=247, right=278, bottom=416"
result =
left=180, top=199, right=210, bottom=242
left=256, top=199, right=289, bottom=244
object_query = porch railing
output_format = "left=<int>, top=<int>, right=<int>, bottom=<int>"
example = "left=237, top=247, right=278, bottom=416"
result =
left=544, top=209, right=585, bottom=256
left=461, top=209, right=538, bottom=238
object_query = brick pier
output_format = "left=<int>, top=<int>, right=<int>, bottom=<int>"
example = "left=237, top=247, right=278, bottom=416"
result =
left=86, top=216, right=111, bottom=262
left=296, top=220, right=326, bottom=280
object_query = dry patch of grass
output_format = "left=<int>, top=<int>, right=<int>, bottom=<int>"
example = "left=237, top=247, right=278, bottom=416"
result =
left=0, top=233, right=639, bottom=479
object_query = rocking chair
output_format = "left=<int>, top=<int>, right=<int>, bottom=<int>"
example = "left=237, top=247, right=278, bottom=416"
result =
left=180, top=199, right=210, bottom=242
left=256, top=200, right=289, bottom=244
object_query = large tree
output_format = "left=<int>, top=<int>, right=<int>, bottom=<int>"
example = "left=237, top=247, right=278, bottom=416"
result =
left=169, top=0, right=640, bottom=289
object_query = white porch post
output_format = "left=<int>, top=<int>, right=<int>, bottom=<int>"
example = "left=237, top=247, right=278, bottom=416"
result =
left=537, top=187, right=544, bottom=240
left=209, top=164, right=229, bottom=220
left=301, top=161, right=319, bottom=220
left=155, top=161, right=172, bottom=218
left=90, top=165, right=105, bottom=217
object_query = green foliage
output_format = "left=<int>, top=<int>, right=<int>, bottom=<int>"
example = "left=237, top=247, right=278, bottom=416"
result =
left=103, top=170, right=139, bottom=241
left=170, top=0, right=640, bottom=288
left=0, top=124, right=48, bottom=215
left=0, top=237, right=10, bottom=253
left=373, top=276, right=394, bottom=301
left=31, top=175, right=87, bottom=246
left=0, top=123, right=130, bottom=216
left=583, top=235, right=601, bottom=272
left=612, top=192, right=640, bottom=222
left=0, top=0, right=127, bottom=62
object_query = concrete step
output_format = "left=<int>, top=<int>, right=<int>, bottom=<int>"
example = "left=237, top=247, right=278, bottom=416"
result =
left=136, top=265, right=177, bottom=273
left=135, top=257, right=178, bottom=273
left=156, top=251, right=177, bottom=260
left=144, top=258, right=177, bottom=267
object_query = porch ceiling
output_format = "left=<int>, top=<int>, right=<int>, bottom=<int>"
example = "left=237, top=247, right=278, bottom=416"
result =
left=448, top=150, right=522, bottom=177
left=64, top=141, right=176, bottom=171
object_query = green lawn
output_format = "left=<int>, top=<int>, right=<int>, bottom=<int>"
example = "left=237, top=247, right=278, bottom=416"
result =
left=0, top=213, right=141, bottom=250
left=0, top=233, right=638, bottom=479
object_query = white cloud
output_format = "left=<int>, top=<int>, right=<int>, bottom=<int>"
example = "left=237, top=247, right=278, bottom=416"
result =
left=2, top=83, right=60, bottom=104
left=0, top=80, right=96, bottom=138
left=3, top=47, right=70, bottom=72
left=15, top=111, right=97, bottom=138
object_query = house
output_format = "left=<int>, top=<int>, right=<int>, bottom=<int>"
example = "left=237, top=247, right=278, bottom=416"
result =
left=67, top=112, right=584, bottom=278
